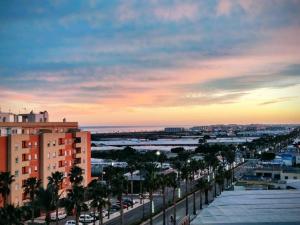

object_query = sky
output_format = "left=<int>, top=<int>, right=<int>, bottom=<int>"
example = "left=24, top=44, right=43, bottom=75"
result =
left=0, top=0, right=300, bottom=126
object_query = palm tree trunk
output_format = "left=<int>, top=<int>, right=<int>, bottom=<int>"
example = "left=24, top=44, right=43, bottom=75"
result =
left=120, top=195, right=124, bottom=225
left=173, top=188, right=176, bottom=225
left=193, top=191, right=196, bottom=215
left=93, top=208, right=96, bottom=225
left=131, top=174, right=134, bottom=208
left=56, top=199, right=59, bottom=225
left=150, top=191, right=153, bottom=225
left=107, top=193, right=111, bottom=219
left=162, top=187, right=166, bottom=225
left=45, top=211, right=50, bottom=225
left=31, top=198, right=35, bottom=223
left=75, top=209, right=79, bottom=225
left=214, top=182, right=217, bottom=197
left=99, top=205, right=103, bottom=225
left=200, top=190, right=202, bottom=210
left=205, top=189, right=208, bottom=205
left=185, top=179, right=188, bottom=216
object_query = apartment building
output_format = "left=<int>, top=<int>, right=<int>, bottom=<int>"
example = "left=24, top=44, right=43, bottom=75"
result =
left=0, top=119, right=91, bottom=206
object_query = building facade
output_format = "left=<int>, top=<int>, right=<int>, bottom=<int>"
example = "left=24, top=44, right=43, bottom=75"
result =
left=0, top=121, right=91, bottom=206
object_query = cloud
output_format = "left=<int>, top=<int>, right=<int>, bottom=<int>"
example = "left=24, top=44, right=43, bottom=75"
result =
left=216, top=0, right=233, bottom=16
left=259, top=96, right=297, bottom=106
left=153, top=2, right=199, bottom=22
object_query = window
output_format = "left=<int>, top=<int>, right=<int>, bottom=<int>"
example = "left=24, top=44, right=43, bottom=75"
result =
left=53, top=164, right=56, bottom=170
left=15, top=144, right=19, bottom=151
left=22, top=167, right=27, bottom=174
left=47, top=141, right=51, bottom=147
left=52, top=152, right=56, bottom=158
left=28, top=167, right=31, bottom=174
left=15, top=184, right=19, bottom=191
left=28, top=142, right=31, bottom=147
left=69, top=161, right=72, bottom=166
left=34, top=142, right=38, bottom=146
left=47, top=165, right=50, bottom=171
left=47, top=152, right=50, bottom=159
left=34, top=154, right=37, bottom=160
left=15, top=157, right=19, bottom=163
left=28, top=154, right=31, bottom=161
left=34, top=166, right=38, bottom=172
left=15, top=170, right=19, bottom=177
left=22, top=154, right=27, bottom=161
left=53, top=140, right=56, bottom=146
left=22, top=141, right=27, bottom=148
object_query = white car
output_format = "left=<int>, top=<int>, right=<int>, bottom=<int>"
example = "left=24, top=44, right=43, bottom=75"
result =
left=79, top=214, right=95, bottom=223
left=65, top=220, right=83, bottom=225
left=51, top=211, right=67, bottom=221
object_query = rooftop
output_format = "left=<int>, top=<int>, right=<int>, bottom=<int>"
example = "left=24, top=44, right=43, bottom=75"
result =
left=191, top=190, right=300, bottom=225
left=0, top=122, right=78, bottom=128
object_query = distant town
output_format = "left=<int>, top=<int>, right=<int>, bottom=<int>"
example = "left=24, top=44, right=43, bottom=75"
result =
left=1, top=110, right=300, bottom=225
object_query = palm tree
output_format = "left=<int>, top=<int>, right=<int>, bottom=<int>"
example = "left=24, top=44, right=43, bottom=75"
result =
left=157, top=174, right=168, bottom=225
left=143, top=163, right=159, bottom=225
left=69, top=166, right=83, bottom=185
left=127, top=160, right=137, bottom=208
left=87, top=179, right=109, bottom=225
left=23, top=177, right=41, bottom=224
left=66, top=185, right=86, bottom=225
left=35, top=186, right=54, bottom=225
left=196, top=178, right=206, bottom=210
left=189, top=159, right=199, bottom=215
left=167, top=172, right=178, bottom=225
left=67, top=166, right=86, bottom=225
left=48, top=171, right=64, bottom=225
left=111, top=173, right=127, bottom=225
left=0, top=172, right=15, bottom=206
left=0, top=204, right=23, bottom=225
left=103, top=165, right=117, bottom=219
left=181, top=162, right=191, bottom=216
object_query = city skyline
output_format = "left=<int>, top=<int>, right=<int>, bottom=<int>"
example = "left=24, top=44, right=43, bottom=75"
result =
left=1, top=0, right=300, bottom=125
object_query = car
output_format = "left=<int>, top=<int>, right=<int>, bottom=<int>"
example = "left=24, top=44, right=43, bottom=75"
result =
left=65, top=220, right=83, bottom=225
left=50, top=211, right=67, bottom=221
left=123, top=199, right=134, bottom=206
left=79, top=214, right=95, bottom=223
left=89, top=210, right=106, bottom=219
left=110, top=204, right=121, bottom=210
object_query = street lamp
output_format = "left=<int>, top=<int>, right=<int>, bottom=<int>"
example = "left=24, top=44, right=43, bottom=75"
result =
left=187, top=159, right=191, bottom=164
left=156, top=150, right=161, bottom=156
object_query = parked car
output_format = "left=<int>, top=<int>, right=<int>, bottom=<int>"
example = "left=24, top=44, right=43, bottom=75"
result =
left=123, top=199, right=134, bottom=206
left=51, top=211, right=67, bottom=221
left=115, top=202, right=128, bottom=208
left=90, top=210, right=107, bottom=219
left=65, top=220, right=83, bottom=225
left=79, top=214, right=95, bottom=223
left=110, top=204, right=121, bottom=210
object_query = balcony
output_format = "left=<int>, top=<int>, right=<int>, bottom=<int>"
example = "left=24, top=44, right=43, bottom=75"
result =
left=75, top=147, right=81, bottom=154
left=74, top=158, right=81, bottom=165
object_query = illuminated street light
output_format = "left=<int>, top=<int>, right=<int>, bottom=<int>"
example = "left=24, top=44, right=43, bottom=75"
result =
left=156, top=150, right=161, bottom=156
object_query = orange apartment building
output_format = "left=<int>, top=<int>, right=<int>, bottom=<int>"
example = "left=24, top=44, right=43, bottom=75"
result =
left=0, top=119, right=91, bottom=206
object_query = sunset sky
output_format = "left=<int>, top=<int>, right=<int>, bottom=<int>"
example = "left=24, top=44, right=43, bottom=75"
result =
left=0, top=0, right=300, bottom=126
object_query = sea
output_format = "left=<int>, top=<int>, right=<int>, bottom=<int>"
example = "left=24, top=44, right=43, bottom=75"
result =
left=80, top=125, right=167, bottom=134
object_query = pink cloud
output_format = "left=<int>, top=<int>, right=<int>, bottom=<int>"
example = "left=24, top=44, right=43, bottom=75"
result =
left=216, top=0, right=233, bottom=16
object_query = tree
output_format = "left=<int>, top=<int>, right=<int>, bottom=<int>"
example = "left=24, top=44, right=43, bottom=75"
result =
left=35, top=186, right=55, bottom=225
left=143, top=163, right=159, bottom=225
left=66, top=185, right=86, bottom=225
left=181, top=162, right=191, bottom=216
left=111, top=173, right=127, bottom=225
left=87, top=179, right=109, bottom=225
left=157, top=174, right=168, bottom=225
left=67, top=166, right=86, bottom=225
left=0, top=172, right=15, bottom=206
left=261, top=152, right=276, bottom=161
left=0, top=204, right=23, bottom=225
left=103, top=165, right=118, bottom=219
left=126, top=160, right=137, bottom=208
left=23, top=177, right=41, bottom=224
left=189, top=159, right=199, bottom=215
left=48, top=171, right=64, bottom=225
left=167, top=172, right=178, bottom=225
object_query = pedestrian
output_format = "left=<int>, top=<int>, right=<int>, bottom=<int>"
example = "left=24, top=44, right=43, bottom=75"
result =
left=169, top=215, right=174, bottom=225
